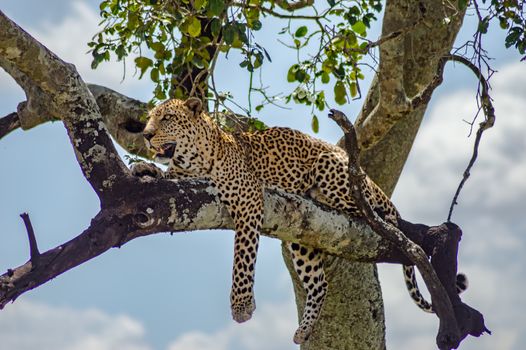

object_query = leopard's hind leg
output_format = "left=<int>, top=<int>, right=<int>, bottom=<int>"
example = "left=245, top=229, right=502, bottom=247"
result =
left=286, top=242, right=328, bottom=344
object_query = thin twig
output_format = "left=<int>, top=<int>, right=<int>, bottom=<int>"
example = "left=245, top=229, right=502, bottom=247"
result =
left=19, top=213, right=40, bottom=267
left=328, top=108, right=460, bottom=350
left=446, top=54, right=495, bottom=222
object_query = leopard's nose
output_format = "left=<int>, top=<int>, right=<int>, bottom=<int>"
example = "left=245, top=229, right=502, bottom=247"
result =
left=143, top=131, right=154, bottom=141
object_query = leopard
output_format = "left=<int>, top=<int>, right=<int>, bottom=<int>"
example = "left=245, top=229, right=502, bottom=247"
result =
left=131, top=97, right=468, bottom=344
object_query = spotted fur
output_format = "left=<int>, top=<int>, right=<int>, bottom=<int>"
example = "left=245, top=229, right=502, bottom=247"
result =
left=134, top=98, right=466, bottom=343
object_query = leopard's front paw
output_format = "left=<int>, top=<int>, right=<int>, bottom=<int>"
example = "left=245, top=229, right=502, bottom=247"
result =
left=130, top=161, right=164, bottom=179
left=231, top=295, right=256, bottom=323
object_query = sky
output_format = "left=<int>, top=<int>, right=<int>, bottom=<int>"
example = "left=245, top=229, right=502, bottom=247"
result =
left=0, top=1, right=525, bottom=350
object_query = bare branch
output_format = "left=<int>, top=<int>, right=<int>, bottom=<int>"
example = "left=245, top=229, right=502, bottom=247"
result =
left=0, top=112, right=20, bottom=139
left=446, top=54, right=495, bottom=222
left=275, top=0, right=314, bottom=11
left=19, top=213, right=40, bottom=267
left=328, top=109, right=460, bottom=350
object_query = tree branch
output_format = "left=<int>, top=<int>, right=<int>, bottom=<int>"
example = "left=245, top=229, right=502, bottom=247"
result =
left=19, top=213, right=40, bottom=268
left=352, top=1, right=467, bottom=196
left=328, top=109, right=461, bottom=350
left=275, top=0, right=314, bottom=11
left=446, top=54, right=495, bottom=221
left=0, top=176, right=416, bottom=309
left=0, top=112, right=20, bottom=139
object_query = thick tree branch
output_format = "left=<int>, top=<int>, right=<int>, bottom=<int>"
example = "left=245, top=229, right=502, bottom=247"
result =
left=354, top=1, right=467, bottom=196
left=0, top=176, right=416, bottom=309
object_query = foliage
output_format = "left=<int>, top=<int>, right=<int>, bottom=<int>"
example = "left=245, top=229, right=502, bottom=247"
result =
left=480, top=0, right=526, bottom=59
left=89, top=0, right=383, bottom=130
left=89, top=0, right=525, bottom=132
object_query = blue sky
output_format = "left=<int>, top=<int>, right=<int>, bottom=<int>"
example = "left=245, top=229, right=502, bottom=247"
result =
left=0, top=1, right=525, bottom=349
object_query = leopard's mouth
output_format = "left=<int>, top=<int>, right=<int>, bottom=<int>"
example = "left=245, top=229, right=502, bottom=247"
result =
left=155, top=142, right=176, bottom=159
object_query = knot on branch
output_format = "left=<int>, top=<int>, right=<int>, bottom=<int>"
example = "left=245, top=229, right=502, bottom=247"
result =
left=134, top=210, right=155, bottom=228
left=17, top=98, right=56, bottom=130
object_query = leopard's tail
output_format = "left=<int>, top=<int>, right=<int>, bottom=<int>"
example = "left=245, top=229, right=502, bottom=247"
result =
left=402, top=265, right=469, bottom=313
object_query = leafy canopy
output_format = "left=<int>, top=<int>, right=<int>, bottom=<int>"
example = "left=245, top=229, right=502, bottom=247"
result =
left=89, top=0, right=525, bottom=132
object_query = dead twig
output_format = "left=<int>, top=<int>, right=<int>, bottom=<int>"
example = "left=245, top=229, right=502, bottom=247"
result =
left=446, top=54, right=495, bottom=222
left=328, top=108, right=460, bottom=350
left=0, top=112, right=20, bottom=140
left=19, top=213, right=40, bottom=268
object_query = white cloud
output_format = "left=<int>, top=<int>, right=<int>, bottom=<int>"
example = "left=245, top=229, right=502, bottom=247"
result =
left=167, top=301, right=298, bottom=350
left=394, top=61, right=526, bottom=223
left=0, top=300, right=151, bottom=350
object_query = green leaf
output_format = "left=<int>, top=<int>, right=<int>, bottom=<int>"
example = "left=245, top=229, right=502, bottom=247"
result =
left=187, top=17, right=202, bottom=37
left=478, top=17, right=490, bottom=34
left=208, top=0, right=225, bottom=17
left=194, top=0, right=206, bottom=10
left=350, top=82, right=357, bottom=98
left=249, top=118, right=267, bottom=131
left=252, top=20, right=262, bottom=31
left=295, top=69, right=306, bottom=82
left=332, top=65, right=345, bottom=80
left=294, top=39, right=301, bottom=48
left=211, top=18, right=221, bottom=37
left=296, top=88, right=307, bottom=100
left=287, top=65, right=298, bottom=82
left=135, top=56, right=153, bottom=78
left=458, top=0, right=468, bottom=11
left=223, top=24, right=236, bottom=45
left=99, top=1, right=109, bottom=11
left=150, top=67, right=159, bottom=82
left=315, top=91, right=325, bottom=110
left=295, top=26, right=308, bottom=38
left=253, top=52, right=263, bottom=69
left=192, top=56, right=205, bottom=69
left=351, top=21, right=367, bottom=36
left=154, top=85, right=166, bottom=100
left=263, top=47, right=272, bottom=62
left=311, top=114, right=319, bottom=133
left=321, top=72, right=330, bottom=84
left=334, top=81, right=346, bottom=105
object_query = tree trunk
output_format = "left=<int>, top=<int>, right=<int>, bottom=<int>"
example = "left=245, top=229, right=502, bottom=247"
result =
left=284, top=1, right=467, bottom=348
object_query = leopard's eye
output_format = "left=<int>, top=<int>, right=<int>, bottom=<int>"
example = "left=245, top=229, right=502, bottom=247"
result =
left=160, top=113, right=176, bottom=122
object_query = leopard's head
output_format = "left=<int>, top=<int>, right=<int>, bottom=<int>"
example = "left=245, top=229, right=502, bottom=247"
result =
left=143, top=97, right=204, bottom=165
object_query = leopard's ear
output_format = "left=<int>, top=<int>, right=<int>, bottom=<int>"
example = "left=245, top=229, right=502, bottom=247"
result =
left=185, top=97, right=203, bottom=117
